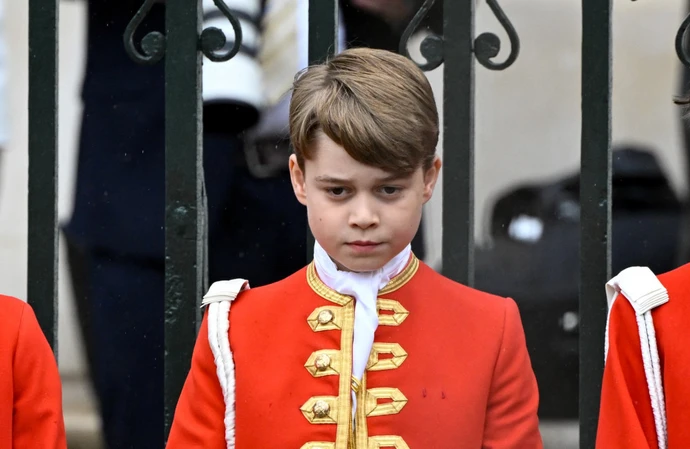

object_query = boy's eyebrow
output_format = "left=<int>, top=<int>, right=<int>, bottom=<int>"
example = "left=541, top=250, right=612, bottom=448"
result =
left=314, top=174, right=410, bottom=184
left=314, top=175, right=350, bottom=184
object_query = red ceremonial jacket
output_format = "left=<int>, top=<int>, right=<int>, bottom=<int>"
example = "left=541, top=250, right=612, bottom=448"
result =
left=597, top=263, right=690, bottom=449
left=0, top=294, right=67, bottom=449
left=167, top=256, right=542, bottom=448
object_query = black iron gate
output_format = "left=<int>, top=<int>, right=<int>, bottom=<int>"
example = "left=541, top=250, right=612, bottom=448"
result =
left=29, top=0, right=690, bottom=447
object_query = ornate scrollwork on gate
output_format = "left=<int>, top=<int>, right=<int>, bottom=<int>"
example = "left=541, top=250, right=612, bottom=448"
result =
left=399, top=0, right=444, bottom=71
left=676, top=12, right=690, bottom=68
left=399, top=0, right=520, bottom=71
left=124, top=0, right=166, bottom=65
left=476, top=0, right=520, bottom=70
left=199, top=0, right=243, bottom=62
left=124, top=0, right=243, bottom=65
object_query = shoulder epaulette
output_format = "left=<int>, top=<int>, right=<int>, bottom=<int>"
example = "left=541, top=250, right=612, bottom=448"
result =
left=201, top=279, right=250, bottom=307
left=605, top=266, right=668, bottom=315
left=604, top=267, right=667, bottom=449
left=202, top=278, right=249, bottom=449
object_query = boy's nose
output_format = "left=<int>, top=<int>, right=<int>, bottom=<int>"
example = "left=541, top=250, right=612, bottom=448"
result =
left=348, top=199, right=379, bottom=229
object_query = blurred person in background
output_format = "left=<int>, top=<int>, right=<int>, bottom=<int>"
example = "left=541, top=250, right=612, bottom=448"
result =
left=63, top=1, right=278, bottom=448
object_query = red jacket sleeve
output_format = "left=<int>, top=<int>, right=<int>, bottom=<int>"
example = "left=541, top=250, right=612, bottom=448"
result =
left=13, top=303, right=66, bottom=449
left=596, top=295, right=658, bottom=449
left=166, top=312, right=227, bottom=449
left=482, top=298, right=543, bottom=448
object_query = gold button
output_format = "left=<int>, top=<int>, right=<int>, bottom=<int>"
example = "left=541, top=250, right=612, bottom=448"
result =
left=313, top=400, right=330, bottom=418
left=314, top=354, right=331, bottom=372
left=317, top=309, right=334, bottom=325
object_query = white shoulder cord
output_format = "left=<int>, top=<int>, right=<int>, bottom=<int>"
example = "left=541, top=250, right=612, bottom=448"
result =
left=201, top=279, right=250, bottom=449
left=605, top=267, right=668, bottom=449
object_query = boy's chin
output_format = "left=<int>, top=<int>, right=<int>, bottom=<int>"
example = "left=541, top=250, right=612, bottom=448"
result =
left=333, top=256, right=389, bottom=273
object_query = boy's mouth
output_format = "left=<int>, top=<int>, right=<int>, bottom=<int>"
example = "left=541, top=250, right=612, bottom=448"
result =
left=346, top=241, right=382, bottom=253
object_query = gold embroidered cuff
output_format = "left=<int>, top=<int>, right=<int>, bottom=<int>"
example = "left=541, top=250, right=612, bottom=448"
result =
left=305, top=349, right=341, bottom=377
left=300, top=396, right=339, bottom=424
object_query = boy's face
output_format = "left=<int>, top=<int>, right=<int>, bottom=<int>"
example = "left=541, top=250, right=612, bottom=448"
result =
left=289, top=133, right=441, bottom=272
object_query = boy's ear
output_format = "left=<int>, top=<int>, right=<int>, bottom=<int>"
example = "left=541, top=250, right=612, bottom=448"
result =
left=423, top=156, right=442, bottom=203
left=289, top=154, right=308, bottom=206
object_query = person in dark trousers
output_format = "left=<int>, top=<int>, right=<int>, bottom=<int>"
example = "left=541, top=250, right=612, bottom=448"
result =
left=65, top=2, right=303, bottom=448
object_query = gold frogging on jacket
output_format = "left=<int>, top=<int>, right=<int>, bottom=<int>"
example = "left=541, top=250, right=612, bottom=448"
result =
left=302, top=257, right=419, bottom=448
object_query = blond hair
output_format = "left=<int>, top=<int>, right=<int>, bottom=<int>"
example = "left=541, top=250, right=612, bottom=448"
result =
left=289, top=47, right=439, bottom=175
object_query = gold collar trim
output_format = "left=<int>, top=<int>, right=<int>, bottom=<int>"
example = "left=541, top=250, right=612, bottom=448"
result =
left=380, top=256, right=419, bottom=295
left=306, top=255, right=419, bottom=305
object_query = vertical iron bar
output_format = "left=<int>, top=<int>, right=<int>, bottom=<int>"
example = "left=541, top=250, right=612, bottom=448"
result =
left=306, top=0, right=338, bottom=258
left=442, top=0, right=475, bottom=286
left=308, top=0, right=338, bottom=64
left=580, top=0, right=612, bottom=446
left=164, top=0, right=203, bottom=439
left=28, top=0, right=59, bottom=353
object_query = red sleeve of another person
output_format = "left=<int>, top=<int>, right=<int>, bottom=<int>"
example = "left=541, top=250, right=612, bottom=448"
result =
left=13, top=302, right=67, bottom=449
left=596, top=295, right=658, bottom=449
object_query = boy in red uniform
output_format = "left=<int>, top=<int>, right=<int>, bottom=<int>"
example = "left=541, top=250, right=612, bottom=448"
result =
left=167, top=47, right=542, bottom=448
left=0, top=294, right=67, bottom=448
left=597, top=263, right=690, bottom=449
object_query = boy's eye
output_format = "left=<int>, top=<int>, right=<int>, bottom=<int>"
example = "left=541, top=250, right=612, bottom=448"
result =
left=380, top=186, right=401, bottom=195
left=327, top=187, right=347, bottom=196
